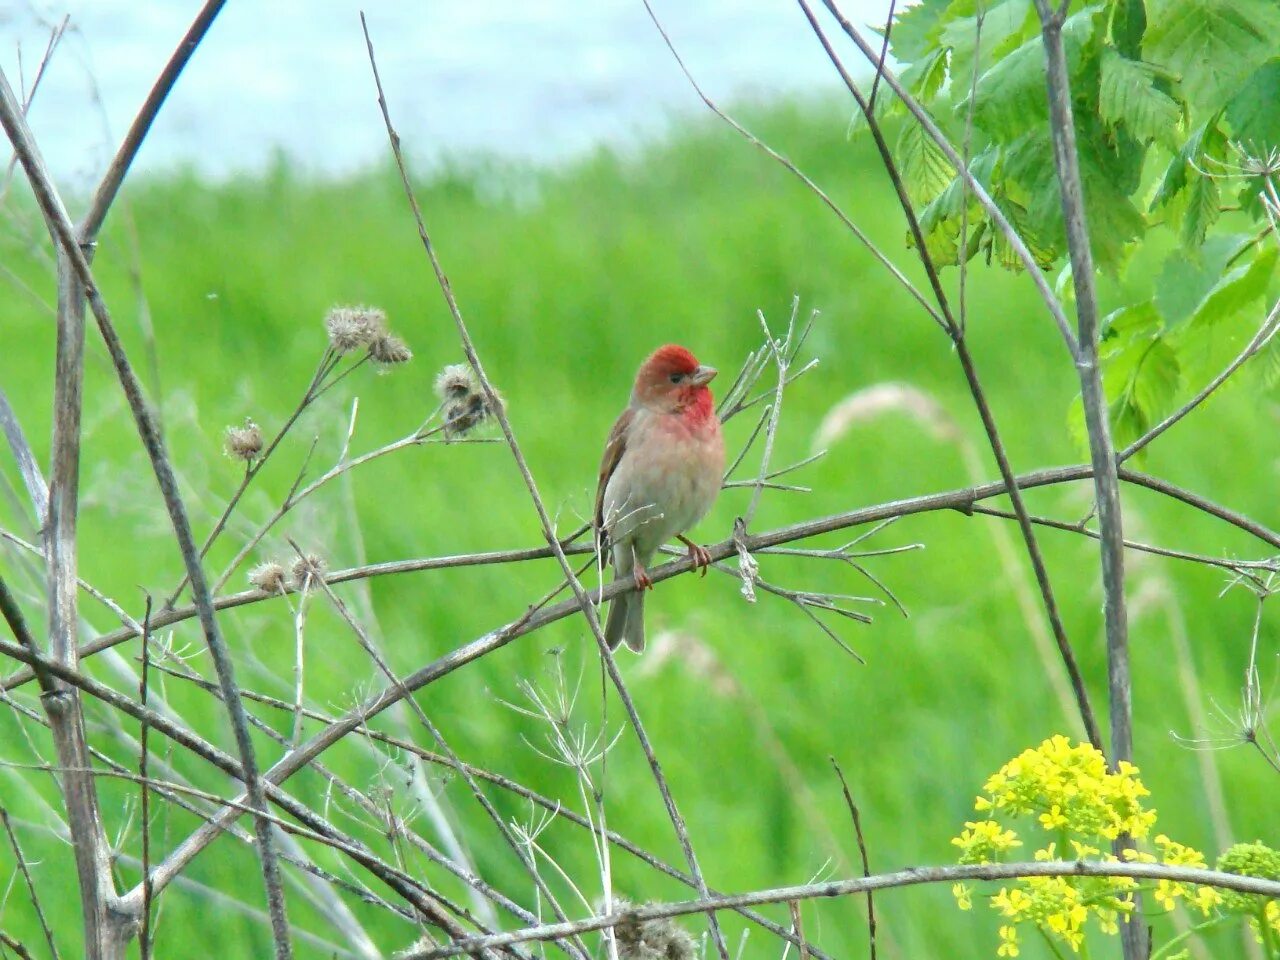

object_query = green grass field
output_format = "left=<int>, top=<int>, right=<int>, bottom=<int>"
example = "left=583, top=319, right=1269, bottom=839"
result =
left=1, top=98, right=1277, bottom=958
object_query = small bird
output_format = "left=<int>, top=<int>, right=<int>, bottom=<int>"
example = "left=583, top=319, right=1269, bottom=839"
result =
left=595, top=344, right=725, bottom=652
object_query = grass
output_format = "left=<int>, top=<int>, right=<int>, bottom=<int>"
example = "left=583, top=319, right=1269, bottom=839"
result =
left=0, top=97, right=1277, bottom=959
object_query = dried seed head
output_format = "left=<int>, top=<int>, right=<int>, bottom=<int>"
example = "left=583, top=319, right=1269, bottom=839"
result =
left=444, top=388, right=505, bottom=438
left=325, top=305, right=387, bottom=353
left=224, top=419, right=264, bottom=462
left=370, top=333, right=413, bottom=365
left=248, top=562, right=288, bottom=594
left=434, top=363, right=476, bottom=401
left=291, top=554, right=327, bottom=586
left=612, top=900, right=696, bottom=960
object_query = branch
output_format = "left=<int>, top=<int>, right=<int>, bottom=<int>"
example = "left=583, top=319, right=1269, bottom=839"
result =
left=410, top=861, right=1280, bottom=959
left=78, top=0, right=227, bottom=242
left=1031, top=3, right=1141, bottom=951
left=9, top=463, right=1280, bottom=699
left=0, top=68, right=292, bottom=959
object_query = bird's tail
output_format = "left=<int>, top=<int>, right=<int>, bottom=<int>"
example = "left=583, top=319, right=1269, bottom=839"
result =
left=604, top=589, right=646, bottom=652
left=604, top=546, right=646, bottom=652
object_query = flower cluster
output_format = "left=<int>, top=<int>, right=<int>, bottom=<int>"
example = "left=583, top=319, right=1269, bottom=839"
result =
left=1216, top=841, right=1280, bottom=942
left=952, top=736, right=1219, bottom=957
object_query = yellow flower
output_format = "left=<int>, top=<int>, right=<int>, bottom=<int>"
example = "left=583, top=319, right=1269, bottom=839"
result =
left=953, top=883, right=974, bottom=911
left=997, top=925, right=1020, bottom=957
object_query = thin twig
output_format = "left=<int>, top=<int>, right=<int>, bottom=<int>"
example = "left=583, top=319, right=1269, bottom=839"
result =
left=638, top=0, right=944, bottom=329
left=9, top=464, right=1280, bottom=699
left=138, top=596, right=154, bottom=960
left=816, top=0, right=1080, bottom=355
left=0, top=389, right=47, bottom=525
left=830, top=760, right=875, bottom=960
left=0, top=806, right=59, bottom=960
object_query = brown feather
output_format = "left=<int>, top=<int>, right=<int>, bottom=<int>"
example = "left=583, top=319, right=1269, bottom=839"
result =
left=594, top=406, right=634, bottom=535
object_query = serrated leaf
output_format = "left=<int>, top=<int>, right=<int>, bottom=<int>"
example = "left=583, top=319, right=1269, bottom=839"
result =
left=943, top=0, right=1035, bottom=98
left=970, top=8, right=1100, bottom=140
left=1180, top=174, right=1221, bottom=248
left=1225, top=59, right=1280, bottom=153
left=1144, top=0, right=1280, bottom=114
left=1109, top=0, right=1147, bottom=58
left=1099, top=48, right=1183, bottom=148
left=896, top=120, right=954, bottom=206
left=889, top=0, right=956, bottom=62
left=1187, top=247, right=1279, bottom=327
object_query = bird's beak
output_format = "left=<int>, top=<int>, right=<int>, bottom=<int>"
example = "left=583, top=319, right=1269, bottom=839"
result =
left=689, top=364, right=718, bottom=386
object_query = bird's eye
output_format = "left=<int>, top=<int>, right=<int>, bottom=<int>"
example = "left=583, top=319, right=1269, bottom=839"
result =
left=669, top=372, right=684, bottom=384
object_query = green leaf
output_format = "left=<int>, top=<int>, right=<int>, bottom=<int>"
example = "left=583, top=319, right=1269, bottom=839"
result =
left=970, top=8, right=1100, bottom=140
left=888, top=0, right=956, bottom=62
left=1070, top=300, right=1181, bottom=453
left=896, top=120, right=954, bottom=207
left=1099, top=300, right=1162, bottom=353
left=1180, top=173, right=1222, bottom=249
left=1187, top=246, right=1279, bottom=327
left=1153, top=234, right=1247, bottom=324
left=1144, top=0, right=1280, bottom=114
left=943, top=0, right=1035, bottom=99
left=1001, top=111, right=1145, bottom=272
left=1129, top=337, right=1181, bottom=415
left=1098, top=48, right=1183, bottom=148
left=1225, top=59, right=1280, bottom=152
left=1108, top=0, right=1147, bottom=59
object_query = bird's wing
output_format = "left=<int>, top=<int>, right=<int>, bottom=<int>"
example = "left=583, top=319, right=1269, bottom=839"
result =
left=594, top=406, right=634, bottom=534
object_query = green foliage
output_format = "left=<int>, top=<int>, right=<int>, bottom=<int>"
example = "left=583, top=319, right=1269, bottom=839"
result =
left=879, top=0, right=1280, bottom=454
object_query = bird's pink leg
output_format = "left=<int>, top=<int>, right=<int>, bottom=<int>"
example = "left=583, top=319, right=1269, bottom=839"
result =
left=631, top=545, right=654, bottom=590
left=677, top=534, right=712, bottom=577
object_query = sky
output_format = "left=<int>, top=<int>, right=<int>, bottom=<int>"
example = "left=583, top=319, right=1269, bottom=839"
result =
left=3, top=0, right=895, bottom=184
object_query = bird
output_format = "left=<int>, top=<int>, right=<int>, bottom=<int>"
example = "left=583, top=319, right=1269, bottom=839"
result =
left=594, top=344, right=725, bottom=652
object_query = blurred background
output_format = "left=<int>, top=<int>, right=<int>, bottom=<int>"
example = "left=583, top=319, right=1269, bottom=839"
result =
left=1, top=2, right=1277, bottom=959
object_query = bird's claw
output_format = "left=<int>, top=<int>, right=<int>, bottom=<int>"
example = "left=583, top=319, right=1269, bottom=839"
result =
left=686, top=542, right=712, bottom=577
left=634, top=565, right=654, bottom=591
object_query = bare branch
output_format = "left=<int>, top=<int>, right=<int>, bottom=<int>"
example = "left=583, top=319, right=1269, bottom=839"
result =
left=79, top=0, right=227, bottom=242
left=0, top=66, right=293, bottom=959
left=0, top=805, right=60, bottom=960
left=410, top=861, right=1280, bottom=959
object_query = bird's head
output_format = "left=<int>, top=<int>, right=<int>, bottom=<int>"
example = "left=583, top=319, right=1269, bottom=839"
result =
left=632, top=344, right=718, bottom=415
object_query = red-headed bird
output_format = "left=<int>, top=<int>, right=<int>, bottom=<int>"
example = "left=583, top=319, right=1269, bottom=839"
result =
left=595, top=345, right=725, bottom=652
